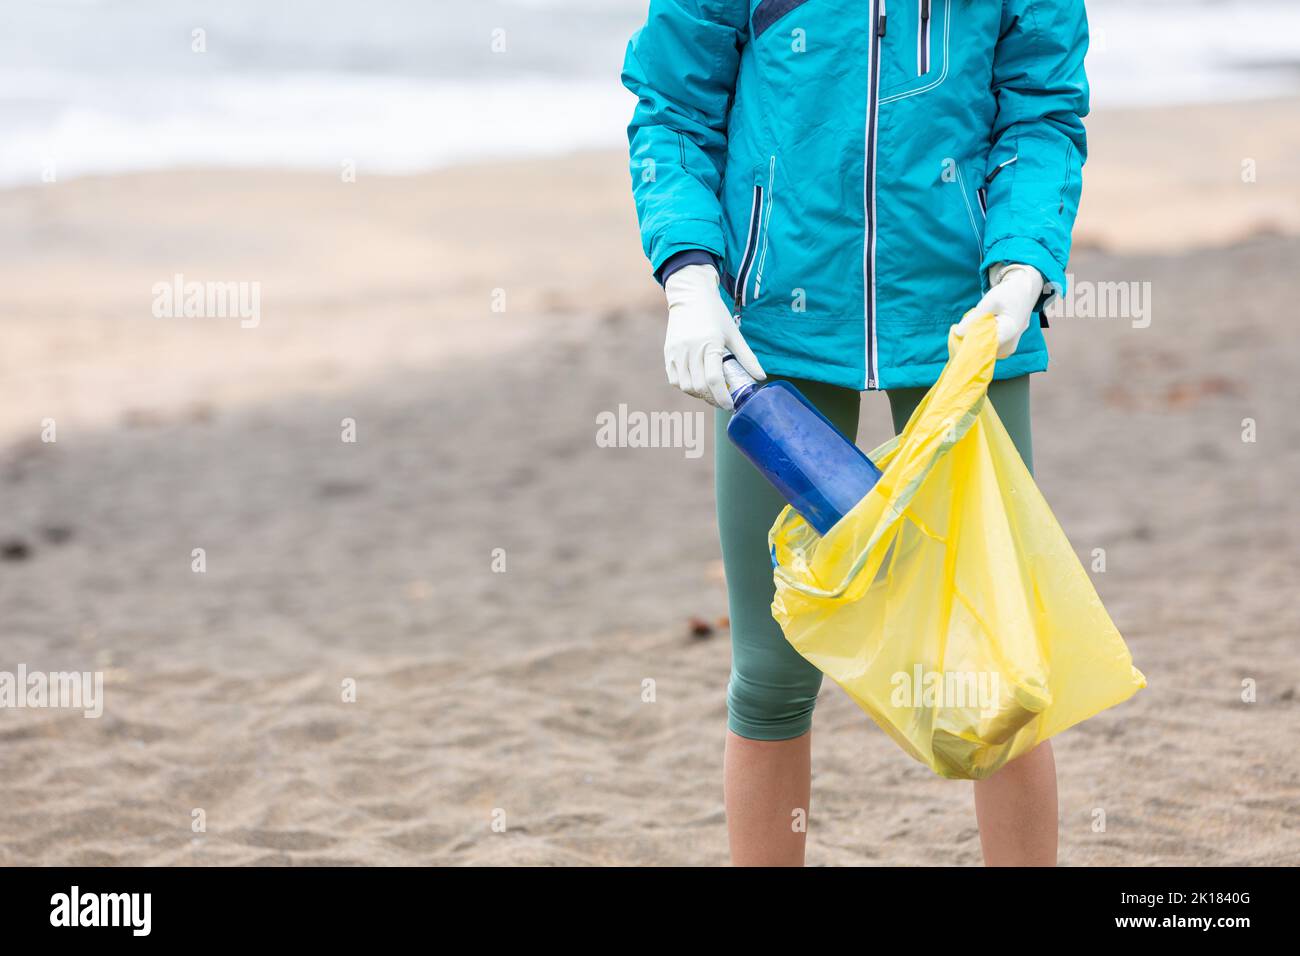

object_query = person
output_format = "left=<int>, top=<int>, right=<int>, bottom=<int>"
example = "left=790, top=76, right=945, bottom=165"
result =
left=622, top=0, right=1088, bottom=865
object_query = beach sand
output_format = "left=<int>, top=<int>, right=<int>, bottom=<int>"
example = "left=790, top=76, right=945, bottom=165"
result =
left=1, top=98, right=1297, bottom=865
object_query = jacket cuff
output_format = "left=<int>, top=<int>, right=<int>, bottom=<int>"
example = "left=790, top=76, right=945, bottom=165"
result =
left=981, top=236, right=1068, bottom=312
left=655, top=249, right=718, bottom=285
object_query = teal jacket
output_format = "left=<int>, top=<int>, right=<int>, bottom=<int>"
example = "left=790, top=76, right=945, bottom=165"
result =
left=622, top=0, right=1089, bottom=390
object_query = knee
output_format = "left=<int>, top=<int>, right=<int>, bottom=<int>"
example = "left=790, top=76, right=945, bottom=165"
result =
left=727, top=660, right=823, bottom=741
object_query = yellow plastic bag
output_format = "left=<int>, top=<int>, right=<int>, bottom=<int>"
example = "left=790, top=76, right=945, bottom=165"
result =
left=770, top=315, right=1146, bottom=779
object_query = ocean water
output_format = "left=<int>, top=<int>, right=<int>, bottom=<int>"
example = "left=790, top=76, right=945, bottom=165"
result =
left=2, top=0, right=1298, bottom=186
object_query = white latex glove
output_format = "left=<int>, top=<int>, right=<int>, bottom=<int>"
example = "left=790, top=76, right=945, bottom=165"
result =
left=663, top=263, right=766, bottom=410
left=953, top=263, right=1044, bottom=359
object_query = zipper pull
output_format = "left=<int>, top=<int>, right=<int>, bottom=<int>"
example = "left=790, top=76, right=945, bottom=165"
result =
left=921, top=0, right=931, bottom=25
left=877, top=0, right=887, bottom=37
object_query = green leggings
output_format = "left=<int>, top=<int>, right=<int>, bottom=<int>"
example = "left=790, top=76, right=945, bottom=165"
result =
left=714, top=375, right=1035, bottom=741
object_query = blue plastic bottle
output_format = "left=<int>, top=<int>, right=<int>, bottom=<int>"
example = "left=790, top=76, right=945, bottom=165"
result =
left=722, top=354, right=883, bottom=535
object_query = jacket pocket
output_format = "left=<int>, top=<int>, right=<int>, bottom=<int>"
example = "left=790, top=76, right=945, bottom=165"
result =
left=880, top=0, right=950, bottom=103
left=953, top=161, right=985, bottom=262
left=1058, top=141, right=1076, bottom=214
left=752, top=0, right=815, bottom=39
left=733, top=156, right=777, bottom=307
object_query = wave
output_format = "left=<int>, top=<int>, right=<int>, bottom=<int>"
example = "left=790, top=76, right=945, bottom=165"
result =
left=2, top=0, right=1298, bottom=186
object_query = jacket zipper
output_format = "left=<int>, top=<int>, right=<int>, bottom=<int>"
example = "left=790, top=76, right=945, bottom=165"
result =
left=733, top=183, right=764, bottom=306
left=917, top=0, right=931, bottom=76
left=864, top=0, right=884, bottom=388
left=978, top=153, right=1017, bottom=218
left=753, top=155, right=777, bottom=300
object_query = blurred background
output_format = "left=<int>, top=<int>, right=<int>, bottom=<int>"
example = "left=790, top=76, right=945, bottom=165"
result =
left=1, top=0, right=1297, bottom=866
left=4, top=0, right=1300, bottom=185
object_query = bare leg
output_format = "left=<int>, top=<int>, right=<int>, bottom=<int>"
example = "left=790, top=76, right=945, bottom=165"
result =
left=724, top=730, right=812, bottom=866
left=973, top=740, right=1058, bottom=866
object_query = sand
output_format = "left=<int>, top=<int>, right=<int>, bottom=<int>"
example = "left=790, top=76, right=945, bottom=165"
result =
left=0, top=98, right=1297, bottom=865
